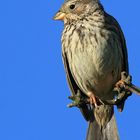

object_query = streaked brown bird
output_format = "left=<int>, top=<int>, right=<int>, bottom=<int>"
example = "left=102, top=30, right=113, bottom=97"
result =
left=54, top=0, right=128, bottom=139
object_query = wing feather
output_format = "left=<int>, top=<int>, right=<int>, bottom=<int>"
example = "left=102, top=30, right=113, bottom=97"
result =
left=62, top=51, right=93, bottom=121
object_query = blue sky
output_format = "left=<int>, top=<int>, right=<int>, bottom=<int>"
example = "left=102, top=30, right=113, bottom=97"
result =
left=0, top=0, right=140, bottom=140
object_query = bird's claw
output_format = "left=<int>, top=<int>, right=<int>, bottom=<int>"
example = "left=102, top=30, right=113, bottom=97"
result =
left=102, top=72, right=132, bottom=105
left=88, top=95, right=98, bottom=107
left=67, top=90, right=88, bottom=108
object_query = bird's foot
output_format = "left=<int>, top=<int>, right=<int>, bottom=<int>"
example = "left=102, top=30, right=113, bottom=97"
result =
left=67, top=90, right=88, bottom=108
left=115, top=71, right=132, bottom=89
left=115, top=80, right=126, bottom=89
left=87, top=92, right=99, bottom=107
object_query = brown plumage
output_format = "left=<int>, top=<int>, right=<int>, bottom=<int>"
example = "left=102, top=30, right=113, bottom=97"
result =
left=54, top=0, right=128, bottom=139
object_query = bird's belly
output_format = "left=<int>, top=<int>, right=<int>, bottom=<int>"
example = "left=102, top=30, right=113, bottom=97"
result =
left=66, top=45, right=121, bottom=100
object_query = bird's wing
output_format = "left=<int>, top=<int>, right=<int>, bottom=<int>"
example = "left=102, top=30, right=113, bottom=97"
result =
left=117, top=21, right=129, bottom=73
left=107, top=13, right=129, bottom=73
left=62, top=51, right=93, bottom=121
left=108, top=14, right=129, bottom=111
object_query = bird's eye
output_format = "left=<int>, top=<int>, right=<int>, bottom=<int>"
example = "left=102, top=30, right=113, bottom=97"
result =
left=69, top=4, right=75, bottom=10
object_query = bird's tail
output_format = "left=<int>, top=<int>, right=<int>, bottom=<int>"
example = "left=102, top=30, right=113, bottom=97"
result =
left=86, top=106, right=119, bottom=140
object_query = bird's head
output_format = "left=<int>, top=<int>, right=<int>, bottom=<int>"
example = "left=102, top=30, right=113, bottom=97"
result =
left=53, top=0, right=102, bottom=23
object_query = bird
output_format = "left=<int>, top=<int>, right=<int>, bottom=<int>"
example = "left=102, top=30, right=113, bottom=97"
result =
left=54, top=0, right=128, bottom=139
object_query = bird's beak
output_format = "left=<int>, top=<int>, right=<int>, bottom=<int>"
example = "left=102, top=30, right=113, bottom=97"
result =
left=53, top=11, right=66, bottom=20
